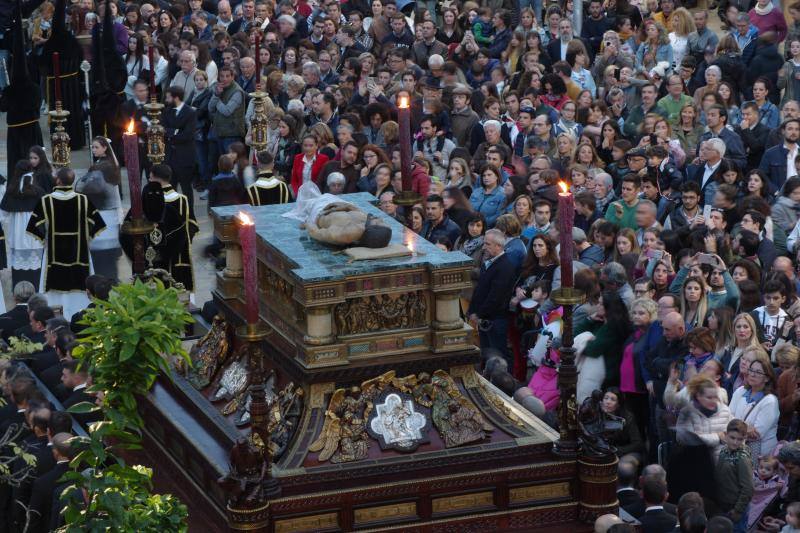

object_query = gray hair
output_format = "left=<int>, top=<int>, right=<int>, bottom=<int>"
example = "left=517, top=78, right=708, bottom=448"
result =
left=706, top=65, right=722, bottom=78
left=595, top=172, right=613, bottom=188
left=326, top=172, right=346, bottom=186
left=705, top=138, right=726, bottom=158
left=779, top=441, right=800, bottom=466
left=638, top=199, right=657, bottom=215
left=302, top=61, right=321, bottom=77
left=12, top=281, right=35, bottom=303
left=284, top=74, right=306, bottom=93
left=277, top=14, right=297, bottom=28
left=287, top=99, right=304, bottom=113
left=485, top=228, right=506, bottom=245
left=601, top=262, right=628, bottom=287
left=483, top=120, right=502, bottom=132
left=428, top=54, right=444, bottom=68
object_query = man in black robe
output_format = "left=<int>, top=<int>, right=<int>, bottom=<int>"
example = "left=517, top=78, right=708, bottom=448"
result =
left=121, top=164, right=198, bottom=291
left=40, top=0, right=85, bottom=150
left=26, top=167, right=106, bottom=320
left=0, top=0, right=43, bottom=178
left=247, top=151, right=291, bottom=206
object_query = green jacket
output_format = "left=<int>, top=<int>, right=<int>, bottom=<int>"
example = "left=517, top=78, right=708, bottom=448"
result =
left=714, top=446, right=753, bottom=520
left=575, top=319, right=628, bottom=387
left=604, top=199, right=640, bottom=230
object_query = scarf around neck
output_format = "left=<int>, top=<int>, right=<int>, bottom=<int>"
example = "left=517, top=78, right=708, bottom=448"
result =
left=754, top=2, right=774, bottom=15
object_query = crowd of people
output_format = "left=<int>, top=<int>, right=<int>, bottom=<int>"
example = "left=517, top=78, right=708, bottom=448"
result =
left=6, top=0, right=800, bottom=530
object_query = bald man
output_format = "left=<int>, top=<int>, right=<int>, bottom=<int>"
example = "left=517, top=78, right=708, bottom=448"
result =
left=644, top=311, right=687, bottom=451
left=594, top=513, right=623, bottom=533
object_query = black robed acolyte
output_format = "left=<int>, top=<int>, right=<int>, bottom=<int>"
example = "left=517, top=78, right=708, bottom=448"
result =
left=0, top=0, right=44, bottom=179
left=26, top=186, right=106, bottom=291
left=120, top=182, right=199, bottom=291
left=246, top=171, right=291, bottom=206
left=40, top=0, right=85, bottom=149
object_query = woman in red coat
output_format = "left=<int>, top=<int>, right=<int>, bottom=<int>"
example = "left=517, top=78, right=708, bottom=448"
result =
left=290, top=134, right=330, bottom=196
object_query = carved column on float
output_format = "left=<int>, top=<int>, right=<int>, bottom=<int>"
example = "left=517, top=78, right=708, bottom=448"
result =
left=224, top=243, right=243, bottom=279
left=305, top=306, right=335, bottom=345
left=433, top=291, right=462, bottom=330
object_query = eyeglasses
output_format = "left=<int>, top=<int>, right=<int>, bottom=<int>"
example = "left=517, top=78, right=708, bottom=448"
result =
left=749, top=369, right=768, bottom=377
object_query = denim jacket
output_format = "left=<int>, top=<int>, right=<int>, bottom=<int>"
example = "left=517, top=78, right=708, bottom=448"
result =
left=469, top=186, right=505, bottom=227
left=635, top=42, right=673, bottom=73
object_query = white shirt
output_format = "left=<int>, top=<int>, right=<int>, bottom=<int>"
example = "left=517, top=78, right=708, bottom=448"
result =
left=302, top=154, right=316, bottom=185
left=702, top=160, right=721, bottom=189
left=786, top=143, right=798, bottom=179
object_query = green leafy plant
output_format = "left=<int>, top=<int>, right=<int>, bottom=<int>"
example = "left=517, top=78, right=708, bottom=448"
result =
left=59, top=279, right=193, bottom=532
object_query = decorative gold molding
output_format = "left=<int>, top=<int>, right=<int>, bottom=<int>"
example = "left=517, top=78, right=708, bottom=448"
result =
left=432, top=491, right=494, bottom=515
left=309, top=382, right=336, bottom=409
left=353, top=501, right=418, bottom=525
left=274, top=512, right=338, bottom=532
left=509, top=482, right=571, bottom=504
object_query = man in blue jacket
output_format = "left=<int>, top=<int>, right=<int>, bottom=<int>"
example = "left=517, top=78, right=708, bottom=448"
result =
left=759, top=118, right=800, bottom=193
left=468, top=230, right=516, bottom=365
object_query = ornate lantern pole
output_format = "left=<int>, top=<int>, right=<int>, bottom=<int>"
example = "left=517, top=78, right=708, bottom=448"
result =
left=145, top=45, right=165, bottom=164
left=50, top=52, right=71, bottom=169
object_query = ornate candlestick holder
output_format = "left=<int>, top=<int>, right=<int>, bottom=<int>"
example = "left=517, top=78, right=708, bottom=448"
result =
left=120, top=217, right=156, bottom=276
left=144, top=97, right=165, bottom=164
left=249, top=88, right=269, bottom=154
left=221, top=322, right=280, bottom=530
left=551, top=286, right=584, bottom=458
left=393, top=190, right=423, bottom=228
left=49, top=102, right=71, bottom=169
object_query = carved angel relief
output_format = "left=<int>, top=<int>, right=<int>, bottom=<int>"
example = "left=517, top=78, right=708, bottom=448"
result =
left=309, top=370, right=493, bottom=464
left=184, top=315, right=231, bottom=389
left=334, top=291, right=427, bottom=335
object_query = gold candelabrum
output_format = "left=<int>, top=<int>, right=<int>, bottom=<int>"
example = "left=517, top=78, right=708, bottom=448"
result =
left=144, top=97, right=165, bottom=164
left=49, top=102, right=71, bottom=169
left=249, top=88, right=269, bottom=154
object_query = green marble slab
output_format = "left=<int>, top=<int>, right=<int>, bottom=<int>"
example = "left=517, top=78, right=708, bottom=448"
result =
left=212, top=193, right=473, bottom=283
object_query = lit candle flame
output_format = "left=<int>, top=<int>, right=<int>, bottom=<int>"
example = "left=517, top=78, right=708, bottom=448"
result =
left=126, top=119, right=135, bottom=134
left=558, top=181, right=569, bottom=194
left=238, top=211, right=254, bottom=225
left=398, top=96, right=409, bottom=109
left=407, top=239, right=414, bottom=254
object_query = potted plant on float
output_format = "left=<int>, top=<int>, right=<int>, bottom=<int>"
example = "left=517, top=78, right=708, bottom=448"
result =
left=59, top=279, right=193, bottom=532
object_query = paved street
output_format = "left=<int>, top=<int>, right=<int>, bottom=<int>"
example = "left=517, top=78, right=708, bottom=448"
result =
left=0, top=113, right=218, bottom=310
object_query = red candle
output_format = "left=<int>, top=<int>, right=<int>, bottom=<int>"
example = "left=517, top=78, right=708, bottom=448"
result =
left=254, top=34, right=261, bottom=88
left=238, top=212, right=259, bottom=325
left=397, top=95, right=412, bottom=191
left=148, top=45, right=156, bottom=97
left=52, top=52, right=61, bottom=102
left=123, top=120, right=142, bottom=219
left=557, top=182, right=574, bottom=289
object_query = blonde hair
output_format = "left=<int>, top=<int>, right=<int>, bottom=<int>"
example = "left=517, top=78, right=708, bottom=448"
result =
left=670, top=7, right=696, bottom=36
left=686, top=374, right=717, bottom=399
left=193, top=69, right=208, bottom=82
left=630, top=297, right=657, bottom=323
left=733, top=313, right=761, bottom=349
left=680, top=275, right=709, bottom=328
left=775, top=344, right=800, bottom=367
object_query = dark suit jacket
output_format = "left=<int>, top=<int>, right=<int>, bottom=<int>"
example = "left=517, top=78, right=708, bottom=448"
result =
left=618, top=487, right=645, bottom=517
left=28, top=461, right=70, bottom=533
left=546, top=36, right=593, bottom=63
left=467, top=253, right=517, bottom=320
left=11, top=434, right=55, bottom=530
left=685, top=163, right=723, bottom=206
left=639, top=507, right=677, bottom=533
left=736, top=122, right=770, bottom=170
left=29, top=347, right=58, bottom=375
left=0, top=304, right=29, bottom=341
left=759, top=144, right=792, bottom=193
left=63, top=387, right=102, bottom=426
left=163, top=104, right=197, bottom=169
